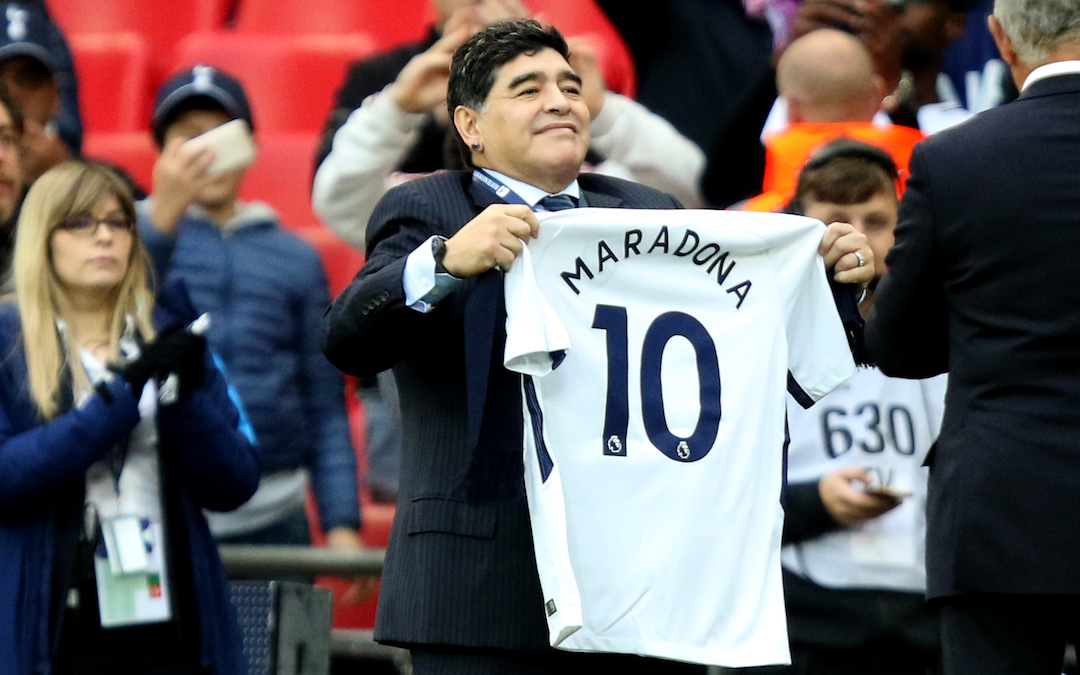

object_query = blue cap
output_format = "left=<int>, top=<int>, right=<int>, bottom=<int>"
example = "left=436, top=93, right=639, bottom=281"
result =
left=152, top=64, right=254, bottom=146
left=0, top=3, right=60, bottom=71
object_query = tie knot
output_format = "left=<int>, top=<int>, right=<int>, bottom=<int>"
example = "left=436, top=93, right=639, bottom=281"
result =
left=538, top=194, right=578, bottom=212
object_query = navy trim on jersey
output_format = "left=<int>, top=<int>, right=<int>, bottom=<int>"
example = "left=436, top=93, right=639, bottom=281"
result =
left=523, top=376, right=554, bottom=482
left=787, top=371, right=815, bottom=409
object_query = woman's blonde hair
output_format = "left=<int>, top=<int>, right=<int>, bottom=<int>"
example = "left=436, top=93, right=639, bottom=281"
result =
left=13, top=161, right=155, bottom=419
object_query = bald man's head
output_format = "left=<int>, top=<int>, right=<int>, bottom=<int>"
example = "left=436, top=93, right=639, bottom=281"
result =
left=777, top=29, right=884, bottom=123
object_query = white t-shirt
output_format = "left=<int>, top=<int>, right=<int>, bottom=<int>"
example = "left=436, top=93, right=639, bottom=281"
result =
left=782, top=369, right=946, bottom=592
left=503, top=208, right=856, bottom=667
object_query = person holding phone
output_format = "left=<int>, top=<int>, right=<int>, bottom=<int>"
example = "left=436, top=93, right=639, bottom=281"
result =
left=735, top=139, right=945, bottom=675
left=0, top=160, right=258, bottom=674
left=138, top=67, right=372, bottom=598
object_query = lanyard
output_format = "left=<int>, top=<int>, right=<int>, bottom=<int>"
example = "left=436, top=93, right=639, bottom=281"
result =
left=471, top=169, right=532, bottom=206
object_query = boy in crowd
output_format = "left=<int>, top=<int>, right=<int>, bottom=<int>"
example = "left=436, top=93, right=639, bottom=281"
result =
left=137, top=66, right=368, bottom=575
left=740, top=138, right=945, bottom=675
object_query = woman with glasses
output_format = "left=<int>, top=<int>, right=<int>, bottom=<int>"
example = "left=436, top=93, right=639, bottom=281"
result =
left=0, top=161, right=259, bottom=675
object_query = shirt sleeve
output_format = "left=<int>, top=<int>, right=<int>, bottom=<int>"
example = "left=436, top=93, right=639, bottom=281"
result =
left=403, top=236, right=463, bottom=312
left=312, top=92, right=428, bottom=251
left=502, top=242, right=571, bottom=376
left=777, top=221, right=857, bottom=406
left=295, top=247, right=362, bottom=531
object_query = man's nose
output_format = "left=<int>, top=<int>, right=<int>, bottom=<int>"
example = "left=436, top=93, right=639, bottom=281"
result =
left=542, top=83, right=570, bottom=112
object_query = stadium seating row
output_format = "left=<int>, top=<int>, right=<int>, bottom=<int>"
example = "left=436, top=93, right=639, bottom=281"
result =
left=53, top=0, right=635, bottom=135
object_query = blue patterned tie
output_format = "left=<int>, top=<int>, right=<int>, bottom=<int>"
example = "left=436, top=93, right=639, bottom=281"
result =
left=538, top=194, right=578, bottom=211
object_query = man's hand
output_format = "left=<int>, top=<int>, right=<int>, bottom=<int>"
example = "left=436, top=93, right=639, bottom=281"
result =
left=566, top=37, right=606, bottom=119
left=819, top=466, right=902, bottom=526
left=790, top=0, right=872, bottom=40
left=150, top=136, right=217, bottom=235
left=442, top=204, right=540, bottom=277
left=325, top=527, right=379, bottom=604
left=387, top=27, right=472, bottom=115
left=819, top=221, right=875, bottom=287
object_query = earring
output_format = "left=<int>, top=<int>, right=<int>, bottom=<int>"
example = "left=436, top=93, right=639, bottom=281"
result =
left=470, top=142, right=482, bottom=151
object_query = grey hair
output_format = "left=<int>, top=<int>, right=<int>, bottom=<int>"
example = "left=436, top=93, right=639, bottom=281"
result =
left=994, top=0, right=1080, bottom=62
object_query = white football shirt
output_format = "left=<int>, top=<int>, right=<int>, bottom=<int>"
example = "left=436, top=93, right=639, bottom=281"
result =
left=503, top=208, right=856, bottom=667
left=782, top=369, right=946, bottom=592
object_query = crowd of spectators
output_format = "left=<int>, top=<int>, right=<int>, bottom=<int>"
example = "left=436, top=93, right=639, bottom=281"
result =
left=0, top=0, right=1071, bottom=672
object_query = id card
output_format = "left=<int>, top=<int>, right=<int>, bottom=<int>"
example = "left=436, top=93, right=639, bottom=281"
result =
left=95, top=517, right=172, bottom=627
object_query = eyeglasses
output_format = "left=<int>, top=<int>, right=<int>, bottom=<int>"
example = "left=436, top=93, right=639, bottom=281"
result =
left=55, top=215, right=136, bottom=237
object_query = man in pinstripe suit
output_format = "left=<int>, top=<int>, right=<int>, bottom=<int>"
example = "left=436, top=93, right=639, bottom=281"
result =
left=323, top=19, right=874, bottom=675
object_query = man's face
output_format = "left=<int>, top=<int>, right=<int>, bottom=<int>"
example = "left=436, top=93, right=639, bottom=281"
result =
left=162, top=108, right=246, bottom=209
left=0, top=102, right=21, bottom=222
left=465, top=47, right=590, bottom=192
left=804, top=190, right=898, bottom=274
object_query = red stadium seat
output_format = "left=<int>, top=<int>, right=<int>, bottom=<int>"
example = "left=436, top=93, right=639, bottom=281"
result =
left=83, top=131, right=158, bottom=193
left=47, top=0, right=230, bottom=80
left=525, top=0, right=636, bottom=97
left=171, top=32, right=378, bottom=134
left=234, top=0, right=437, bottom=50
left=69, top=33, right=151, bottom=134
left=237, top=133, right=322, bottom=230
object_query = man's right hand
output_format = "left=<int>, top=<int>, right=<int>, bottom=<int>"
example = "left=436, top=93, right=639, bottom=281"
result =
left=442, top=204, right=539, bottom=277
left=387, top=26, right=472, bottom=115
left=149, top=137, right=217, bottom=235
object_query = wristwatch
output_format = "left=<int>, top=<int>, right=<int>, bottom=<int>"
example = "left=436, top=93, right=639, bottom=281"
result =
left=431, top=235, right=449, bottom=275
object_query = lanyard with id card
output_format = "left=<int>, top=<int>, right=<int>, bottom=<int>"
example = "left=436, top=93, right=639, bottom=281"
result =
left=92, top=440, right=174, bottom=628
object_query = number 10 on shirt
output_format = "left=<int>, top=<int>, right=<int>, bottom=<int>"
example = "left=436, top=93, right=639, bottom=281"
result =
left=592, top=304, right=722, bottom=463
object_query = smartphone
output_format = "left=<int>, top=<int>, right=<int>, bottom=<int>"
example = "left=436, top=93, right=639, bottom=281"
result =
left=866, top=485, right=913, bottom=499
left=861, top=467, right=913, bottom=499
left=180, top=119, right=257, bottom=176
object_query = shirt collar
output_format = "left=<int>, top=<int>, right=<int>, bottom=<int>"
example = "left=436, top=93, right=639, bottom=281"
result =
left=1022, top=60, right=1080, bottom=91
left=482, top=169, right=581, bottom=207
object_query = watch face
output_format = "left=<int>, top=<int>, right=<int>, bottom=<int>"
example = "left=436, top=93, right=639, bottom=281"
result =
left=432, top=236, right=448, bottom=272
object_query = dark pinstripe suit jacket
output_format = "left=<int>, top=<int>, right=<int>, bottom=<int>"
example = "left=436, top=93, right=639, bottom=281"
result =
left=867, top=73, right=1080, bottom=598
left=322, top=169, right=681, bottom=649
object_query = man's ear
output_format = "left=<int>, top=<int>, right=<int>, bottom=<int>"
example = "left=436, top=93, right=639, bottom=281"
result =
left=453, top=105, right=482, bottom=150
left=988, top=15, right=1019, bottom=68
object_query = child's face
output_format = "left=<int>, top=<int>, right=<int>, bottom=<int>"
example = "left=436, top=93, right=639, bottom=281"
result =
left=804, top=190, right=898, bottom=275
left=163, top=108, right=246, bottom=209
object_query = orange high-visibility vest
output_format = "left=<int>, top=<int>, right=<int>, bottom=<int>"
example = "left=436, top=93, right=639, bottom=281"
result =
left=742, top=122, right=926, bottom=213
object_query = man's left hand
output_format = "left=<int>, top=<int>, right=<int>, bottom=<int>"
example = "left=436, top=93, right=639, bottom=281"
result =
left=819, top=221, right=875, bottom=287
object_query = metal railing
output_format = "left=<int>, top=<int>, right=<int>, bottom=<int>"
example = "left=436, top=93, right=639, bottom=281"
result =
left=218, top=544, right=385, bottom=577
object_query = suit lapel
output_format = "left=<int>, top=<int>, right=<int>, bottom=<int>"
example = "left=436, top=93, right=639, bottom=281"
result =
left=580, top=188, right=622, bottom=209
left=463, top=178, right=506, bottom=453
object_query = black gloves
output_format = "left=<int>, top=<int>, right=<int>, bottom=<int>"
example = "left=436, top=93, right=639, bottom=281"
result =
left=117, top=325, right=207, bottom=396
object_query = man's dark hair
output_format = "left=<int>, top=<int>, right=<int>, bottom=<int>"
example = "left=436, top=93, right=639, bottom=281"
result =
left=447, top=19, right=570, bottom=116
left=788, top=138, right=899, bottom=212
